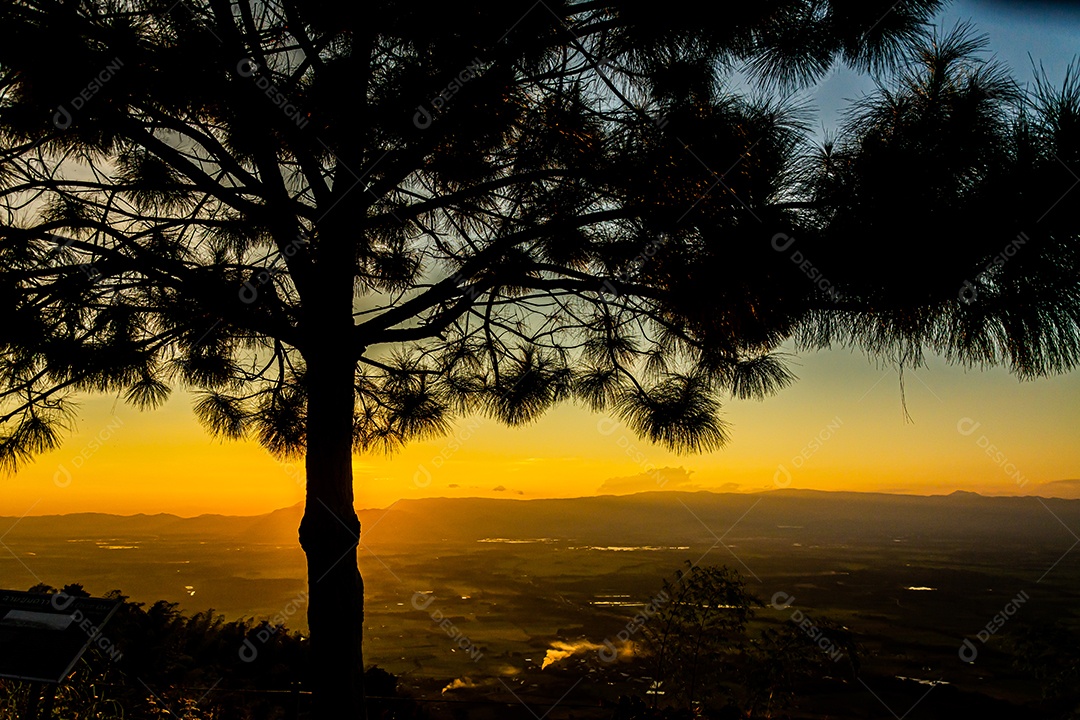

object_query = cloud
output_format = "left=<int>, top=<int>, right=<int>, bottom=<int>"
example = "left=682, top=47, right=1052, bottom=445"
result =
left=1030, top=479, right=1080, bottom=499
left=492, top=485, right=506, bottom=492
left=448, top=484, right=459, bottom=488
left=598, top=467, right=705, bottom=494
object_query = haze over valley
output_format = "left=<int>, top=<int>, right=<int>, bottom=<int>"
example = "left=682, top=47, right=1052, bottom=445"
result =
left=4, top=489, right=1079, bottom=716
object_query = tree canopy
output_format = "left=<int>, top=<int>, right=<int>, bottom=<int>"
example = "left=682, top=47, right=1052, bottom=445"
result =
left=4, top=0, right=1043, bottom=470
left=1, top=3, right=1077, bottom=473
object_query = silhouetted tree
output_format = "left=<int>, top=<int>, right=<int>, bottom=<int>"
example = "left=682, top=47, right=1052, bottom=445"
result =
left=642, top=564, right=760, bottom=709
left=1005, top=621, right=1080, bottom=703
left=796, top=24, right=1080, bottom=376
left=634, top=565, right=857, bottom=718
left=736, top=616, right=858, bottom=719
left=3, top=2, right=1079, bottom=717
left=13, top=584, right=312, bottom=719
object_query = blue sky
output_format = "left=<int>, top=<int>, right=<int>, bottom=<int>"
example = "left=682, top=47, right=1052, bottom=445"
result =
left=807, top=0, right=1080, bottom=134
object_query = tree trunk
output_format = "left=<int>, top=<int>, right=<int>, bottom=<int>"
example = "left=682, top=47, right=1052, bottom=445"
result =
left=299, top=343, right=365, bottom=719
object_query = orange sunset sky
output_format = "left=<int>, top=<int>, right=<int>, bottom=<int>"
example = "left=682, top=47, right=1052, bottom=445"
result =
left=4, top=345, right=1079, bottom=517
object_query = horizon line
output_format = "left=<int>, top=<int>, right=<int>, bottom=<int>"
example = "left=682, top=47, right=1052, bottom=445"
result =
left=6, top=484, right=1080, bottom=520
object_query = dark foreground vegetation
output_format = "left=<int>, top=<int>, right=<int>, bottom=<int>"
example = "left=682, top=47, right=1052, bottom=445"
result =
left=0, top=583, right=422, bottom=719
left=5, top=567, right=1080, bottom=719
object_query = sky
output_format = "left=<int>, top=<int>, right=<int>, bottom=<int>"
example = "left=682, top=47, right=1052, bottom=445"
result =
left=4, top=1, right=1080, bottom=517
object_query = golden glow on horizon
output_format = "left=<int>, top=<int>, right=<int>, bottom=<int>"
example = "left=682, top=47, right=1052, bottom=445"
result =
left=3, top=348, right=1079, bottom=517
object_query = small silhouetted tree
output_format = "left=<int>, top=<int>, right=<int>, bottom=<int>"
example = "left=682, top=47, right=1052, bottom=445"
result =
left=639, top=567, right=858, bottom=718
left=736, top=615, right=858, bottom=719
left=642, top=564, right=760, bottom=709
left=1005, top=621, right=1080, bottom=702
left=3, top=2, right=1080, bottom=717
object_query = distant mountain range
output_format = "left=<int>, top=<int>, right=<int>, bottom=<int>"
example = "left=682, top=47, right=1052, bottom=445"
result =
left=4, top=489, right=1079, bottom=548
